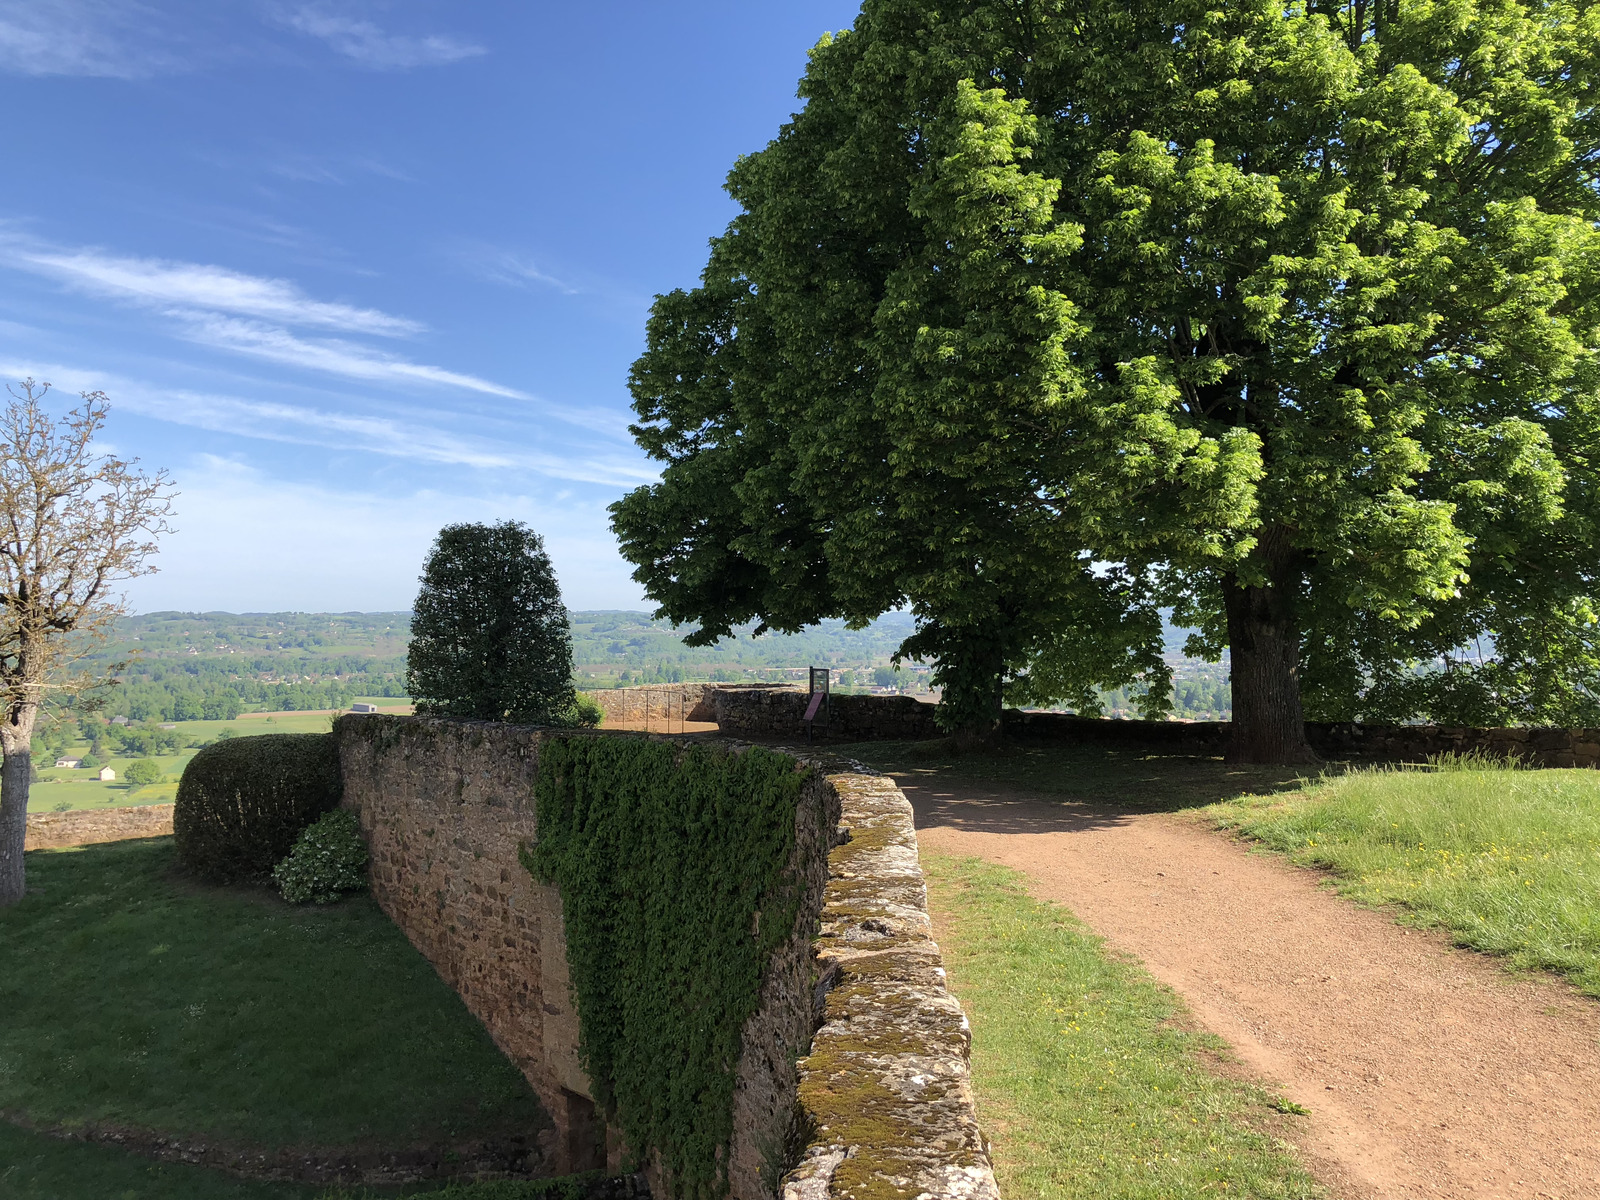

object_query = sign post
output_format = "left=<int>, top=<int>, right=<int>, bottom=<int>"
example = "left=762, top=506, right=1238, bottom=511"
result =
left=804, top=667, right=831, bottom=743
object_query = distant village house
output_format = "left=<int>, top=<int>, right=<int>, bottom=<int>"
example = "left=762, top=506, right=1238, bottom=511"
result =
left=54, top=758, right=81, bottom=769
left=349, top=703, right=380, bottom=713
left=99, top=766, right=116, bottom=782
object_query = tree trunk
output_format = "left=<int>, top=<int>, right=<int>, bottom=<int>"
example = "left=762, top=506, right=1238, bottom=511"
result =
left=0, top=706, right=36, bottom=906
left=940, top=628, right=1009, bottom=752
left=1222, top=534, right=1318, bottom=765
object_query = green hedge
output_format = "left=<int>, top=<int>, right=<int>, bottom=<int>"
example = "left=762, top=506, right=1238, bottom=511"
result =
left=174, top=734, right=343, bottom=883
left=523, top=738, right=811, bottom=1200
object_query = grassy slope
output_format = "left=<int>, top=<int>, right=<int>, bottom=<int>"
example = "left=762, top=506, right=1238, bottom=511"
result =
left=1208, top=765, right=1600, bottom=996
left=0, top=838, right=547, bottom=1151
left=925, top=853, right=1319, bottom=1199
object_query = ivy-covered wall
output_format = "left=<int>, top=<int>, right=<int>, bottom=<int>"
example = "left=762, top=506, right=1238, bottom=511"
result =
left=525, top=736, right=838, bottom=1200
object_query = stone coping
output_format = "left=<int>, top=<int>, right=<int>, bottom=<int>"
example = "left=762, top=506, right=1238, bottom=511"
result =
left=783, top=771, right=998, bottom=1200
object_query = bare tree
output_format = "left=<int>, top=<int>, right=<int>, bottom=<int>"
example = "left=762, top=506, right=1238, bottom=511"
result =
left=0, top=380, right=174, bottom=905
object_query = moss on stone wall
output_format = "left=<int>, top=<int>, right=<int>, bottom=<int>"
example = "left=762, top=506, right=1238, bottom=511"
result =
left=522, top=737, right=812, bottom=1200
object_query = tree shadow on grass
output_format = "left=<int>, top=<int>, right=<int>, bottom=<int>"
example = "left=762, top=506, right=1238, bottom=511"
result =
left=828, top=741, right=1331, bottom=836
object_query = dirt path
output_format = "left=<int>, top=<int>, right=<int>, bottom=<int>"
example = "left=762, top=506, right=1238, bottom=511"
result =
left=904, top=776, right=1600, bottom=1200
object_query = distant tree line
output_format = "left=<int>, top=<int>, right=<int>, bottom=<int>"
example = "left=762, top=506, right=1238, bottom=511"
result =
left=91, top=672, right=408, bottom=723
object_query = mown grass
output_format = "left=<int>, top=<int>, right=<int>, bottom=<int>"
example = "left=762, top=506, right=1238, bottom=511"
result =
left=923, top=853, right=1320, bottom=1200
left=0, top=1121, right=325, bottom=1200
left=1208, top=764, right=1600, bottom=996
left=0, top=838, right=548, bottom=1151
left=0, top=1122, right=610, bottom=1200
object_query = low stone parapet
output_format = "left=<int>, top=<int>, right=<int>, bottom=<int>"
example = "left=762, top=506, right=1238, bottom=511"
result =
left=711, top=686, right=1600, bottom=767
left=784, top=772, right=998, bottom=1200
left=583, top=683, right=788, bottom=727
left=25, top=803, right=175, bottom=850
left=715, top=688, right=940, bottom=743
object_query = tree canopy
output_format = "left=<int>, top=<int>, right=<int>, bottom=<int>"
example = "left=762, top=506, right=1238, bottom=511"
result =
left=613, top=0, right=1600, bottom=758
left=406, top=521, right=582, bottom=726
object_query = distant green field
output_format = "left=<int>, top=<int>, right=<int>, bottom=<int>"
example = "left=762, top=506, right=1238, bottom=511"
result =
left=27, top=702, right=411, bottom=814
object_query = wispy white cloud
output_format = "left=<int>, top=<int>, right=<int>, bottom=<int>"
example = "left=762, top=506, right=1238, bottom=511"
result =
left=0, top=237, right=540, bottom=398
left=465, top=248, right=581, bottom=295
left=283, top=6, right=483, bottom=69
left=264, top=152, right=412, bottom=186
left=150, top=390, right=652, bottom=485
left=0, top=0, right=185, bottom=79
left=0, top=359, right=655, bottom=487
left=5, top=242, right=420, bottom=335
left=173, top=314, right=528, bottom=398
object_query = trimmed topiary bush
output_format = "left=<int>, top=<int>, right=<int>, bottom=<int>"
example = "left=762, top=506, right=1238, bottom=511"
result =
left=273, top=808, right=369, bottom=904
left=406, top=520, right=582, bottom=725
left=174, top=734, right=342, bottom=883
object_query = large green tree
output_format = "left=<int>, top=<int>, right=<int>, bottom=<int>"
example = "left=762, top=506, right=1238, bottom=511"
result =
left=614, top=0, right=1600, bottom=760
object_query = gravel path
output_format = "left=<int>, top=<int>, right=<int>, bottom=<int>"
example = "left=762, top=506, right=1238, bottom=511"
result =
left=905, top=775, right=1600, bottom=1200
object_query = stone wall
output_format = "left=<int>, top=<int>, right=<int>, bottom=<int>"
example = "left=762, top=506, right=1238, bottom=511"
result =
left=585, top=683, right=783, bottom=727
left=333, top=716, right=576, bottom=1175
left=331, top=715, right=871, bottom=1198
left=714, top=686, right=1600, bottom=767
left=1008, top=710, right=1600, bottom=766
left=714, top=688, right=940, bottom=744
left=727, top=765, right=841, bottom=1199
left=25, top=802, right=174, bottom=850
left=584, top=684, right=720, bottom=725
left=783, top=771, right=997, bottom=1200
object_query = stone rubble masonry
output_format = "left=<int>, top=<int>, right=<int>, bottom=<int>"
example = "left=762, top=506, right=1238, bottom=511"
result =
left=715, top=688, right=937, bottom=744
left=726, top=764, right=841, bottom=1200
left=333, top=715, right=572, bottom=1175
left=24, top=802, right=174, bottom=850
left=331, top=713, right=868, bottom=1200
left=715, top=686, right=1600, bottom=767
left=584, top=683, right=778, bottom=727
left=783, top=772, right=999, bottom=1200
left=584, top=683, right=719, bottom=724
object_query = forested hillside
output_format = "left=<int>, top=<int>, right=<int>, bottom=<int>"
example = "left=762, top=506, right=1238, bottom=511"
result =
left=68, top=610, right=1230, bottom=724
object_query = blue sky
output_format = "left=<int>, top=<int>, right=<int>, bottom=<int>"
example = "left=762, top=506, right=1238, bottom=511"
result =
left=0, top=0, right=863, bottom=613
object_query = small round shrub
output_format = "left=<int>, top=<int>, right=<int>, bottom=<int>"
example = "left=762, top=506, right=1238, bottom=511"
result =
left=273, top=808, right=369, bottom=904
left=174, top=734, right=342, bottom=883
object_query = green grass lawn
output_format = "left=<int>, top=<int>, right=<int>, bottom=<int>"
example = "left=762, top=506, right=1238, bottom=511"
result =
left=0, top=838, right=548, bottom=1158
left=924, top=853, right=1320, bottom=1200
left=29, top=705, right=411, bottom=813
left=0, top=1120, right=327, bottom=1200
left=1208, top=763, right=1600, bottom=996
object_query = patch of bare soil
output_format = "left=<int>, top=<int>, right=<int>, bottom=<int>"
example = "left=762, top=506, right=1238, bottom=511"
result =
left=905, top=777, right=1600, bottom=1200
